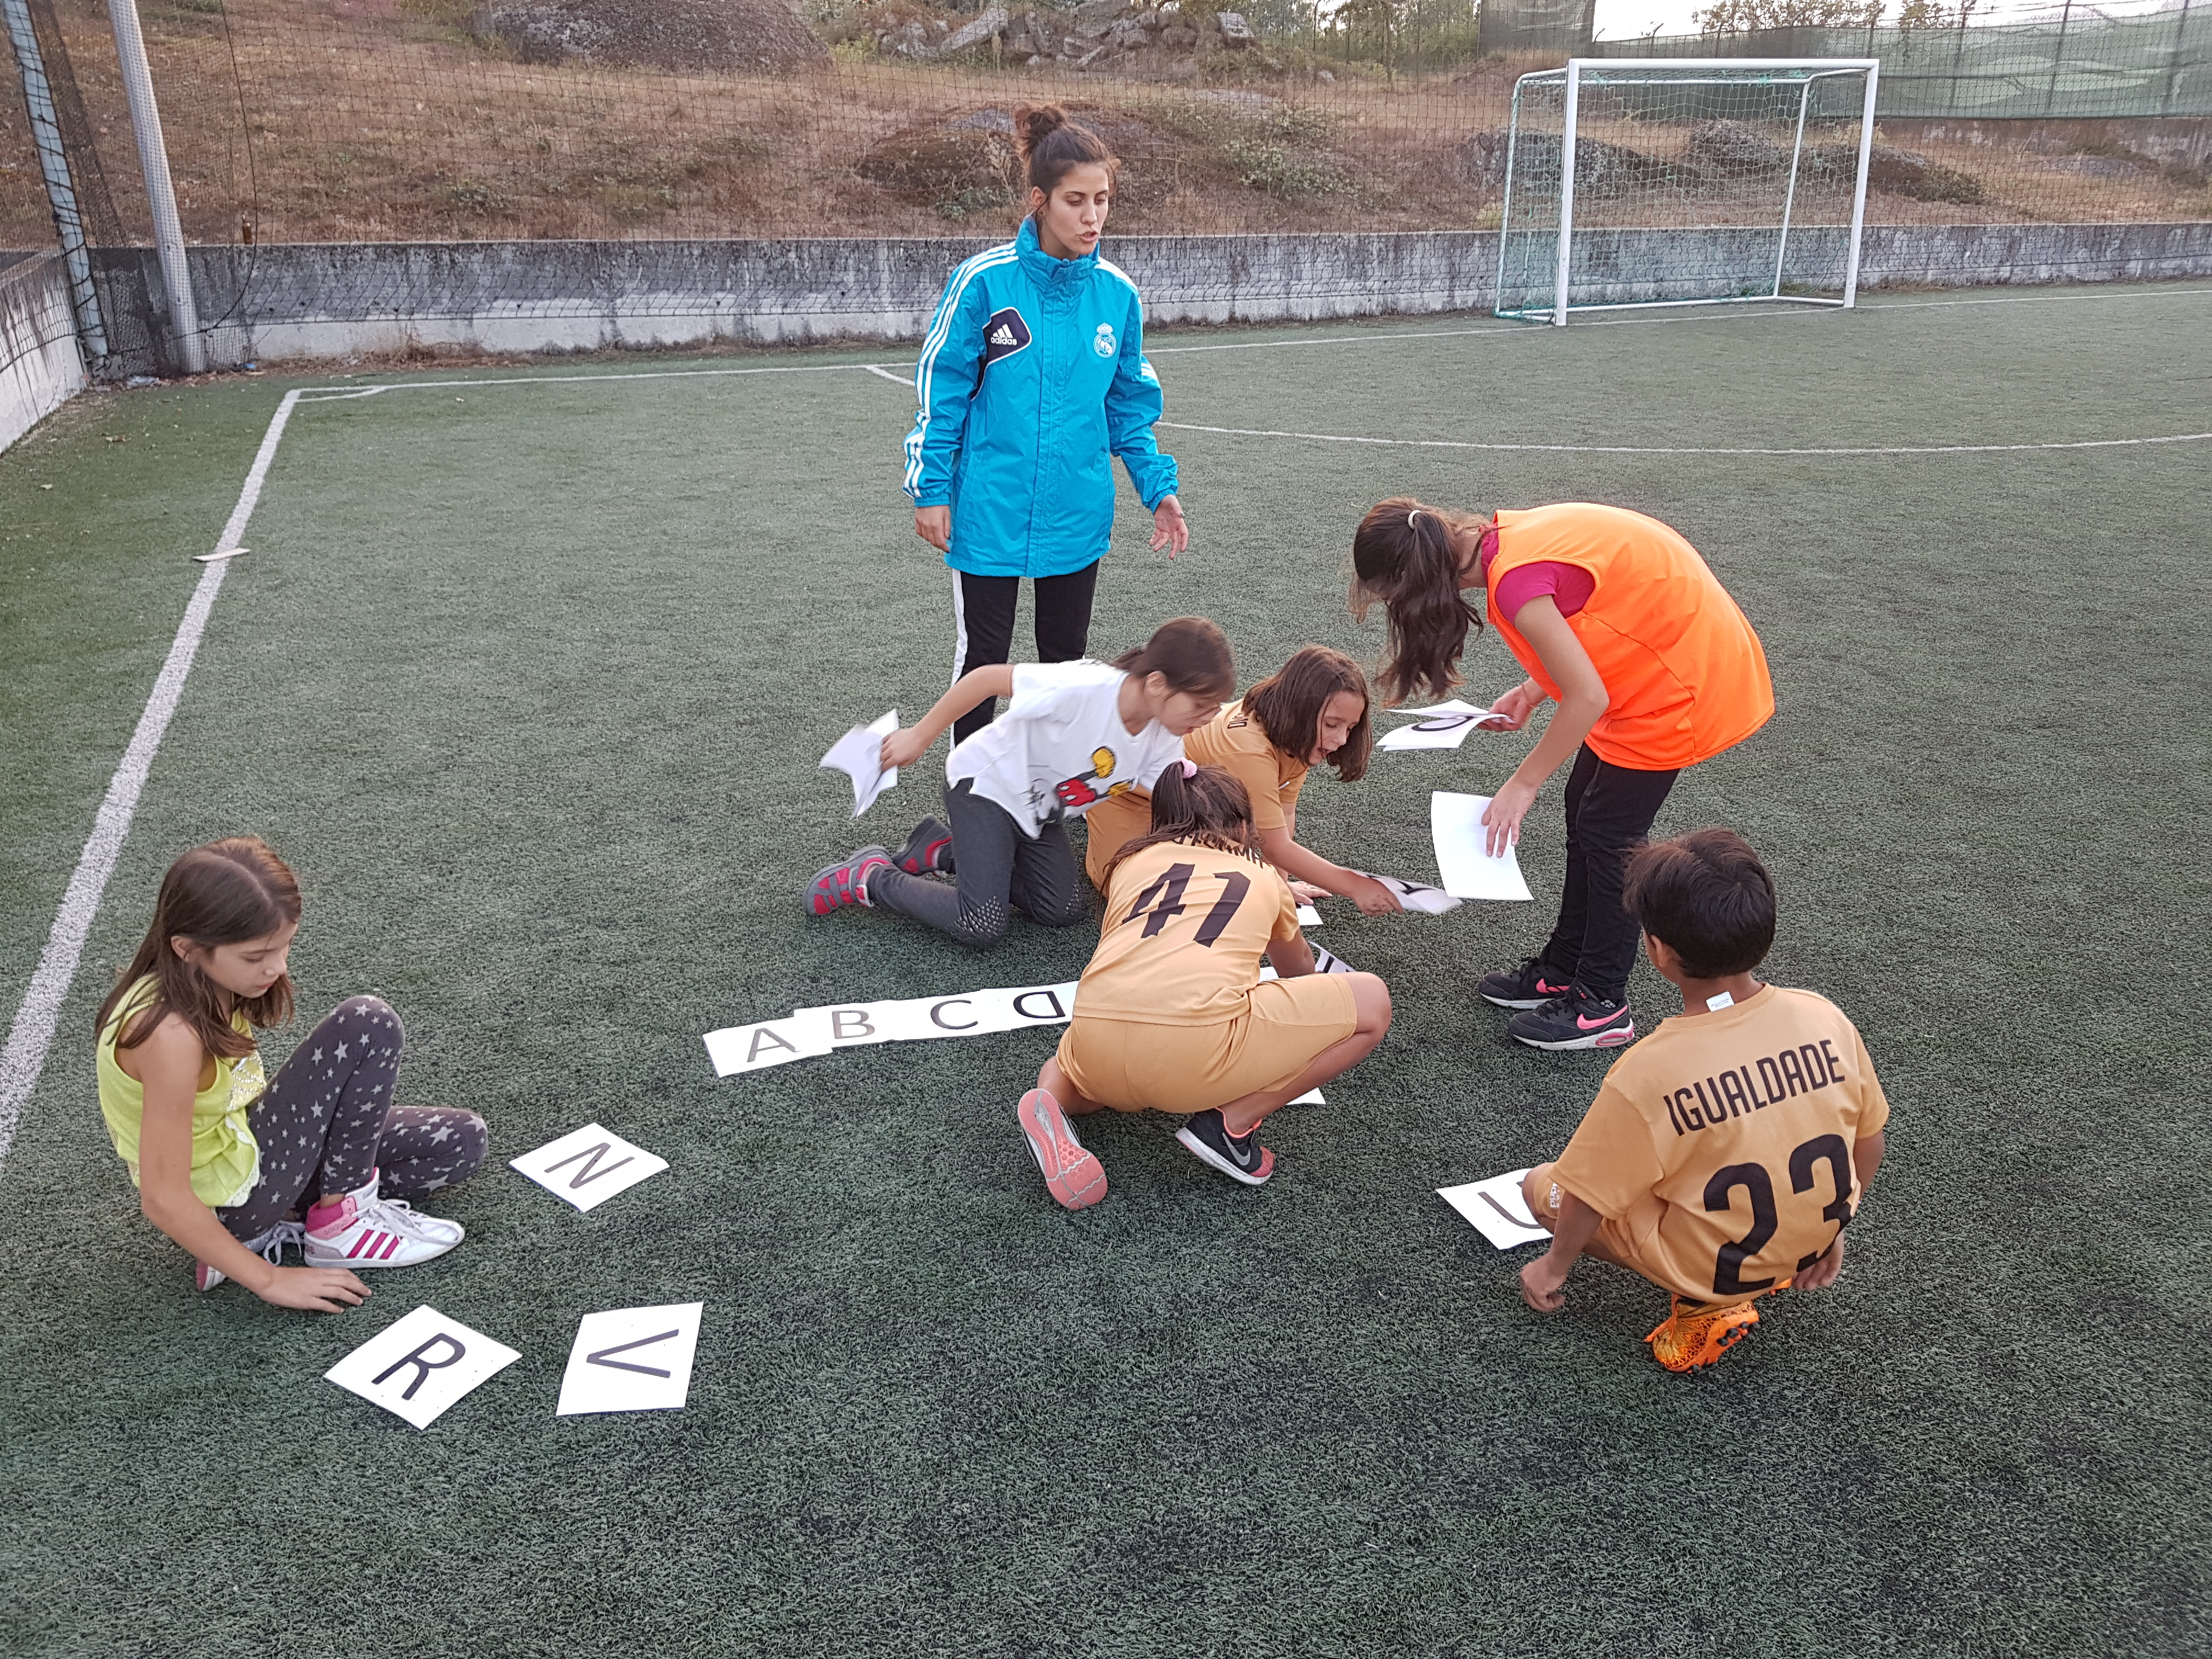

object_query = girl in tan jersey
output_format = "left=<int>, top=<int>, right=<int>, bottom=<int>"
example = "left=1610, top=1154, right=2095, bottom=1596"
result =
left=1080, top=645, right=1405, bottom=916
left=1014, top=764, right=1393, bottom=1210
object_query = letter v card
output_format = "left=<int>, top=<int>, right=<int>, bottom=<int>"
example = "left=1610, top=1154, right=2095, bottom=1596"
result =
left=324, top=1304, right=521, bottom=1430
left=509, top=1123, right=669, bottom=1213
left=557, top=1302, right=705, bottom=1417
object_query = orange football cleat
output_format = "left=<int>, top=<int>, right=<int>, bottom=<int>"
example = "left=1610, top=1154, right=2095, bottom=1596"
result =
left=1645, top=1297, right=1761, bottom=1373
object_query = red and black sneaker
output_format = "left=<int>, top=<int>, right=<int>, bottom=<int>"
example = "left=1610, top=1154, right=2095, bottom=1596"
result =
left=894, top=815, right=955, bottom=876
left=1478, top=956, right=1577, bottom=1011
left=806, top=846, right=891, bottom=916
left=1508, top=988, right=1636, bottom=1051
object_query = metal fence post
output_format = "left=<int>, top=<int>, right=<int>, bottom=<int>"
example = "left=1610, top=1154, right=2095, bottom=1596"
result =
left=2, top=0, right=108, bottom=362
left=105, top=0, right=203, bottom=373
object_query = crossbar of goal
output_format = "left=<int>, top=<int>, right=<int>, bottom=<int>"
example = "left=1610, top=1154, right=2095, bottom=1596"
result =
left=1496, top=57, right=1882, bottom=327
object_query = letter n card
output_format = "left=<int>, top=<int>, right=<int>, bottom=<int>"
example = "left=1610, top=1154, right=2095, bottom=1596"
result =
left=509, top=1124, right=668, bottom=1212
left=324, top=1305, right=521, bottom=1429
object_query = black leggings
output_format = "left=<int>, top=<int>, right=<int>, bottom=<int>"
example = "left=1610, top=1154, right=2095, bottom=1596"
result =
left=950, top=562, right=1101, bottom=746
left=1537, top=746, right=1680, bottom=1004
left=216, top=997, right=489, bottom=1241
left=868, top=779, right=1088, bottom=948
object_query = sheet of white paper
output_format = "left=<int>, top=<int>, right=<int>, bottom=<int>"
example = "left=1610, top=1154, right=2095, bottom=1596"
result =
left=556, top=1302, right=704, bottom=1417
left=1352, top=871, right=1463, bottom=916
left=509, top=1124, right=669, bottom=1212
left=324, top=1305, right=521, bottom=1429
left=703, top=1014, right=834, bottom=1077
left=1385, top=698, right=1487, bottom=718
left=1375, top=701, right=1514, bottom=750
left=1311, top=945, right=1355, bottom=974
left=1430, top=792, right=1535, bottom=902
left=820, top=709, right=899, bottom=816
left=1287, top=1086, right=1325, bottom=1105
left=1296, top=904, right=1322, bottom=927
left=1437, top=1168, right=1550, bottom=1249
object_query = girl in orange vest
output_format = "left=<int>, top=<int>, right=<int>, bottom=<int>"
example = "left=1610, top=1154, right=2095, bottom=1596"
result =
left=1351, top=500, right=1773, bottom=1051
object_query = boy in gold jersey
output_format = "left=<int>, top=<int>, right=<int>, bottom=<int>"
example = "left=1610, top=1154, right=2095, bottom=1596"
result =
left=1016, top=763, right=1393, bottom=1209
left=1518, top=828, right=1890, bottom=1372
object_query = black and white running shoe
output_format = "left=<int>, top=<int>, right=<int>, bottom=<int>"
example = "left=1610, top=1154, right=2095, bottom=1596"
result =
left=1508, top=989, right=1636, bottom=1051
left=1175, top=1108, right=1276, bottom=1186
left=1478, top=956, right=1578, bottom=1010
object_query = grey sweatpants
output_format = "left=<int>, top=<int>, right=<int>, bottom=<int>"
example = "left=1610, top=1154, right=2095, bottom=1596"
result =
left=867, top=779, right=1088, bottom=948
left=215, top=996, right=488, bottom=1240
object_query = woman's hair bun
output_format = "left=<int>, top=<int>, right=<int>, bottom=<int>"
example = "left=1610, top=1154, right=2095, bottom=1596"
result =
left=1014, top=103, right=1069, bottom=162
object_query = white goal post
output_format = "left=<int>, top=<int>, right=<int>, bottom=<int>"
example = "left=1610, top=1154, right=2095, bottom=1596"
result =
left=1493, top=58, right=1881, bottom=326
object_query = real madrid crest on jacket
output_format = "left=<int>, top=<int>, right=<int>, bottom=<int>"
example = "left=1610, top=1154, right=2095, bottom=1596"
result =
left=902, top=216, right=1179, bottom=580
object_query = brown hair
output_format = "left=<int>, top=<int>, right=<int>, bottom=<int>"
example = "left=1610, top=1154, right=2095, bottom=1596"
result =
left=1349, top=496, right=1492, bottom=706
left=1243, top=644, right=1374, bottom=784
left=1111, top=616, right=1237, bottom=702
left=97, top=837, right=301, bottom=1059
left=1104, top=763, right=1262, bottom=885
left=1015, top=103, right=1119, bottom=201
left=1623, top=828, right=1777, bottom=979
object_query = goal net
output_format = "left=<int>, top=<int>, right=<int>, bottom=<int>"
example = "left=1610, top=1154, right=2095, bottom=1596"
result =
left=1494, top=59, right=1880, bottom=325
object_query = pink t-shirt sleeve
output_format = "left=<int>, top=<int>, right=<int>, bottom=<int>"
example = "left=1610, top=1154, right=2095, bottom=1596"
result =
left=1492, top=560, right=1596, bottom=625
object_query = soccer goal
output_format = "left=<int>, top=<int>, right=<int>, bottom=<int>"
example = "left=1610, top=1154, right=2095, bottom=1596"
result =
left=1493, top=59, right=1880, bottom=325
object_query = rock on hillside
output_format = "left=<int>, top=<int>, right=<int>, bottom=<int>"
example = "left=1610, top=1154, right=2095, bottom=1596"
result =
left=479, top=0, right=831, bottom=70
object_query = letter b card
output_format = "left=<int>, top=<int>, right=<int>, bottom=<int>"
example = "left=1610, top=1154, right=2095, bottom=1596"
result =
left=324, top=1305, right=522, bottom=1429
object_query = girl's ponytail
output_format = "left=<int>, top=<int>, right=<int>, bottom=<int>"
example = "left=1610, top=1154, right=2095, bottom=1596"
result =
left=1014, top=103, right=1119, bottom=200
left=1111, top=616, right=1237, bottom=702
left=1349, top=496, right=1488, bottom=706
left=1104, top=761, right=1260, bottom=883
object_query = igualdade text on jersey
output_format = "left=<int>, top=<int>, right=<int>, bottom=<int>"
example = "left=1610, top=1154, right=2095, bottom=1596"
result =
left=1665, top=1038, right=1847, bottom=1136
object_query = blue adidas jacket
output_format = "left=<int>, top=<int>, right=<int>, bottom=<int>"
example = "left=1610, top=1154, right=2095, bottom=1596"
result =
left=902, top=218, right=1179, bottom=580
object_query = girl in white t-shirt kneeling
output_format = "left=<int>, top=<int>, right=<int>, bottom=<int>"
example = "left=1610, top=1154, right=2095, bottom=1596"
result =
left=809, top=617, right=1234, bottom=948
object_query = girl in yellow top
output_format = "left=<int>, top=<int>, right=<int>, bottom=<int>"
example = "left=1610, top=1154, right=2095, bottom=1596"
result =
left=1015, top=763, right=1393, bottom=1210
left=1080, top=644, right=1404, bottom=916
left=96, top=838, right=488, bottom=1309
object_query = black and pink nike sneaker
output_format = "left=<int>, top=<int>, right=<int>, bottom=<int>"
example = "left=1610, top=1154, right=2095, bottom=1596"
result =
left=1508, top=989, right=1635, bottom=1051
left=1478, top=956, right=1578, bottom=1011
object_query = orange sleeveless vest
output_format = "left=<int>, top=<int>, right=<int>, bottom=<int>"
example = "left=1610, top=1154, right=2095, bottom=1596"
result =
left=1486, top=503, right=1774, bottom=771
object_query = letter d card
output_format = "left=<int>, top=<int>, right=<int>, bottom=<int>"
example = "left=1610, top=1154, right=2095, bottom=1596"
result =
left=324, top=1305, right=521, bottom=1429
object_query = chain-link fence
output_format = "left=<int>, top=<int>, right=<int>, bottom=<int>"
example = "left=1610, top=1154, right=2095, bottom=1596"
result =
left=4, top=0, right=2207, bottom=258
left=1594, top=4, right=2210, bottom=119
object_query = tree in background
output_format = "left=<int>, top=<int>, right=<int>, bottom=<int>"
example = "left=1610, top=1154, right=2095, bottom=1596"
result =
left=1693, top=0, right=1884, bottom=29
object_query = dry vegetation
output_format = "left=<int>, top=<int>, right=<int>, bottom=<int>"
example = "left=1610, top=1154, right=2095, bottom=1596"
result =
left=2, top=0, right=2206, bottom=250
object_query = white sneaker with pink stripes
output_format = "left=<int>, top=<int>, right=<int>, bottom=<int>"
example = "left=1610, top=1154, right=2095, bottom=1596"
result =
left=302, top=1172, right=465, bottom=1269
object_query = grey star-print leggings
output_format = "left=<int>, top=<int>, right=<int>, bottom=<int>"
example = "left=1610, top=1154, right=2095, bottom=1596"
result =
left=215, top=996, right=488, bottom=1242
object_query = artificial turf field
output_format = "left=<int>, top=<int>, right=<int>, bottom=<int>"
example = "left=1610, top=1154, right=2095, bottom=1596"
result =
left=2, top=283, right=2207, bottom=1657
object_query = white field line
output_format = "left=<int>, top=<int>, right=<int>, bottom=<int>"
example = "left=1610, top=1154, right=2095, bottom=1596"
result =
left=1157, top=420, right=2212, bottom=459
left=0, top=390, right=304, bottom=1179
left=861, top=364, right=912, bottom=385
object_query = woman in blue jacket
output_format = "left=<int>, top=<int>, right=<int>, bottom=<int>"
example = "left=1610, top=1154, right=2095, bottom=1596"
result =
left=903, top=104, right=1189, bottom=749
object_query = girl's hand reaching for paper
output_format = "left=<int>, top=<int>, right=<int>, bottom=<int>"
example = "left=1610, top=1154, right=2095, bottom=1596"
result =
left=879, top=725, right=930, bottom=772
left=1484, top=681, right=1544, bottom=732
left=1481, top=776, right=1539, bottom=857
left=1344, top=873, right=1404, bottom=916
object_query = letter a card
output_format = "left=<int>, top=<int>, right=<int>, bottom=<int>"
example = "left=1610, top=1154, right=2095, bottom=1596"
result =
left=324, top=1304, right=521, bottom=1430
left=509, top=1122, right=669, bottom=1213
left=556, top=1302, right=706, bottom=1417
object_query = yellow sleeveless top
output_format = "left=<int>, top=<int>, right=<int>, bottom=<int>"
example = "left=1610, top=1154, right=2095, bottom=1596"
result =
left=96, top=976, right=265, bottom=1208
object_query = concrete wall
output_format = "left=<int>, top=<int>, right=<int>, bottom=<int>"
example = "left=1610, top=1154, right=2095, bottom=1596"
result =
left=174, top=222, right=2212, bottom=366
left=0, top=251, right=87, bottom=454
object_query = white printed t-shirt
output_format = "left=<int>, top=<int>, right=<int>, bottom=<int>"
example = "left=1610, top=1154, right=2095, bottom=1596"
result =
left=946, top=661, right=1186, bottom=837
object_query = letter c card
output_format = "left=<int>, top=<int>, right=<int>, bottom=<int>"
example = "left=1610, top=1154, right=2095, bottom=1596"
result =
left=324, top=1304, right=521, bottom=1429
